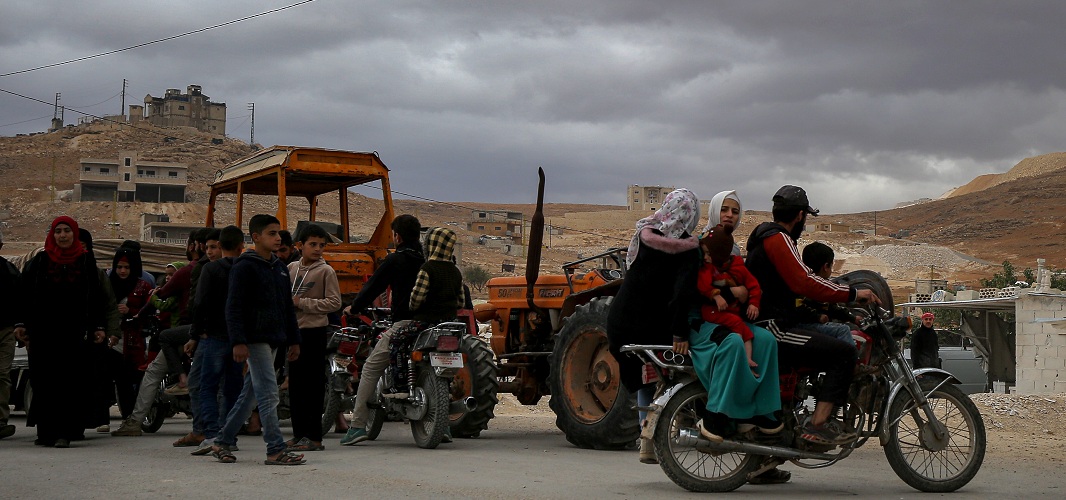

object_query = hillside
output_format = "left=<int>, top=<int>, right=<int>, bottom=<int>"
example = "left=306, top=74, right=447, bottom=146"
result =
left=3, top=125, right=1065, bottom=301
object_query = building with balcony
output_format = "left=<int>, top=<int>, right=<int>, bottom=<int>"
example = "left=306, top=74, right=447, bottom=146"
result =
left=74, top=151, right=188, bottom=203
left=467, top=210, right=524, bottom=243
left=143, top=85, right=226, bottom=136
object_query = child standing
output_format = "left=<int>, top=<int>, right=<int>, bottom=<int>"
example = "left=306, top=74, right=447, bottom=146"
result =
left=797, top=242, right=859, bottom=346
left=285, top=224, right=341, bottom=452
left=212, top=214, right=304, bottom=466
left=696, top=224, right=762, bottom=374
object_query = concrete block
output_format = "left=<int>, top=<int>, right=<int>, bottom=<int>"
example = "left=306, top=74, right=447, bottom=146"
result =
left=956, top=290, right=979, bottom=301
left=1014, top=378, right=1036, bottom=394
left=1040, top=369, right=1061, bottom=383
left=1055, top=380, right=1066, bottom=393
left=1058, top=345, right=1066, bottom=359
left=1021, top=322, right=1044, bottom=335
left=1042, top=357, right=1066, bottom=370
left=1016, top=309, right=1037, bottom=323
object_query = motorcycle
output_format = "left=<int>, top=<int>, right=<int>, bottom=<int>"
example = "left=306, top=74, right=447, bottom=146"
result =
left=138, top=313, right=193, bottom=433
left=320, top=308, right=389, bottom=436
left=622, top=270, right=986, bottom=493
left=366, top=320, right=476, bottom=449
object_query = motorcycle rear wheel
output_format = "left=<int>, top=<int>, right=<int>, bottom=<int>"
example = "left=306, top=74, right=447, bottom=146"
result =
left=142, top=401, right=168, bottom=433
left=410, top=367, right=450, bottom=449
left=884, top=380, right=986, bottom=492
left=653, top=383, right=760, bottom=493
left=448, top=335, right=499, bottom=438
left=365, top=388, right=385, bottom=441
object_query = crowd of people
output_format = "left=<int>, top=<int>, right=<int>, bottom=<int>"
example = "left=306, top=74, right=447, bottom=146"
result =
left=0, top=212, right=465, bottom=467
left=607, top=184, right=881, bottom=485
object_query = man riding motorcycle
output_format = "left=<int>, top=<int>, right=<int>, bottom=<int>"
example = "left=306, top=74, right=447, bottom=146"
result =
left=744, top=185, right=880, bottom=446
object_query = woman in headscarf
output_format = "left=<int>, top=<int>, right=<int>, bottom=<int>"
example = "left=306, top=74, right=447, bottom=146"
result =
left=688, top=190, right=788, bottom=484
left=13, top=216, right=109, bottom=448
left=107, top=245, right=153, bottom=419
left=607, top=188, right=702, bottom=464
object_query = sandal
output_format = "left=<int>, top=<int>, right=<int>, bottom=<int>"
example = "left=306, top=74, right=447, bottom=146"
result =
left=265, top=451, right=306, bottom=466
left=212, top=446, right=237, bottom=464
left=173, top=433, right=205, bottom=447
left=286, top=437, right=325, bottom=452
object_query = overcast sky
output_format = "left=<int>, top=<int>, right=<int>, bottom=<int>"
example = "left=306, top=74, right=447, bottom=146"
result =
left=3, top=1, right=1066, bottom=214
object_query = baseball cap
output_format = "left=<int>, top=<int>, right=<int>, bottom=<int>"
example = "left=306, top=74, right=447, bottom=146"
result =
left=921, top=312, right=934, bottom=320
left=772, top=185, right=820, bottom=216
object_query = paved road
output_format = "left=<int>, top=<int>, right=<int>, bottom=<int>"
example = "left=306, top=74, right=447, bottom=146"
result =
left=1, top=411, right=1061, bottom=499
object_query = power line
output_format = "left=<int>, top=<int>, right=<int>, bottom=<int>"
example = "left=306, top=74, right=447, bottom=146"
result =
left=0, top=0, right=316, bottom=78
left=0, top=114, right=52, bottom=129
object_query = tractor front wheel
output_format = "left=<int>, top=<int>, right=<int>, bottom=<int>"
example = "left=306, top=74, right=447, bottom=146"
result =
left=548, top=297, right=639, bottom=449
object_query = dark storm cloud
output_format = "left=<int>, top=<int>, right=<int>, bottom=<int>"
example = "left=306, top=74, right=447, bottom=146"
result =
left=4, top=1, right=1066, bottom=213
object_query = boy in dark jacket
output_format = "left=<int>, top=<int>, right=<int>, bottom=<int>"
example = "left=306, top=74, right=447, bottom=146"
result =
left=409, top=227, right=464, bottom=324
left=212, top=214, right=304, bottom=466
left=188, top=225, right=246, bottom=455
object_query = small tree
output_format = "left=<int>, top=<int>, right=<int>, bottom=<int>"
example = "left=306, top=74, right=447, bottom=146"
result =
left=463, top=264, right=493, bottom=293
left=980, top=261, right=1018, bottom=288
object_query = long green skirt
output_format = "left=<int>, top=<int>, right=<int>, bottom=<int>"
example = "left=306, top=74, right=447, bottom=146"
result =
left=688, top=321, right=780, bottom=419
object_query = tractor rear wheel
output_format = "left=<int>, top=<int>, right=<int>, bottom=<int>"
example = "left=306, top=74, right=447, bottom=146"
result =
left=548, top=297, right=639, bottom=449
left=448, top=335, right=499, bottom=438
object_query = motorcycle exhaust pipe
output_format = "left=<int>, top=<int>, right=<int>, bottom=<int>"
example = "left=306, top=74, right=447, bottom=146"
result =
left=449, top=397, right=476, bottom=414
left=677, top=428, right=841, bottom=461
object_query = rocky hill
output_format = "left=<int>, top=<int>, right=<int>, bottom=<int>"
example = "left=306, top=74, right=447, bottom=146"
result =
left=3, top=124, right=1064, bottom=301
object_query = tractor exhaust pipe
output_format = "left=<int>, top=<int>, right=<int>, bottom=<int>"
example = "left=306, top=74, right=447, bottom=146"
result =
left=449, top=397, right=477, bottom=414
left=525, top=168, right=546, bottom=314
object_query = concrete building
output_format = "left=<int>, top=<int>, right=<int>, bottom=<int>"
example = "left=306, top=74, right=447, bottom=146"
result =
left=74, top=151, right=188, bottom=203
left=140, top=213, right=202, bottom=245
left=813, top=222, right=852, bottom=233
left=627, top=185, right=674, bottom=211
left=143, top=85, right=226, bottom=135
left=468, top=210, right=524, bottom=243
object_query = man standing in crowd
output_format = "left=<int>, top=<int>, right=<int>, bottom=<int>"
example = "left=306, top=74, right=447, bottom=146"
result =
left=0, top=229, right=20, bottom=439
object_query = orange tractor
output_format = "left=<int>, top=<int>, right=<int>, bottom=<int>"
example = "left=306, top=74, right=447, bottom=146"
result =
left=205, top=146, right=499, bottom=438
left=473, top=169, right=638, bottom=449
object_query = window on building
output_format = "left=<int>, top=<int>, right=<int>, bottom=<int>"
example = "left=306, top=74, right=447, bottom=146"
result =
left=168, top=171, right=178, bottom=178
left=146, top=170, right=156, bottom=176
left=138, top=169, right=143, bottom=175
left=178, top=105, right=185, bottom=110
left=124, top=157, right=131, bottom=166
left=154, top=230, right=168, bottom=239
left=83, top=166, right=90, bottom=172
left=124, top=173, right=131, bottom=182
left=495, top=226, right=502, bottom=231
left=100, top=168, right=110, bottom=174
left=477, top=225, right=485, bottom=230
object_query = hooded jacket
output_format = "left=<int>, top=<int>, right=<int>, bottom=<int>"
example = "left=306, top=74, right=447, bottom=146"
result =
left=226, top=250, right=300, bottom=348
left=745, top=222, right=855, bottom=327
left=288, top=258, right=342, bottom=328
left=410, top=228, right=464, bottom=323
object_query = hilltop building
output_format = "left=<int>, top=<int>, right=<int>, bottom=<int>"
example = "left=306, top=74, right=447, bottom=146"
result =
left=627, top=185, right=674, bottom=211
left=141, top=85, right=226, bottom=135
left=74, top=151, right=188, bottom=203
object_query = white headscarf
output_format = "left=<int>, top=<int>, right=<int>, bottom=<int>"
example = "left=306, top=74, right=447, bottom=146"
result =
left=702, top=190, right=744, bottom=235
left=626, top=188, right=700, bottom=266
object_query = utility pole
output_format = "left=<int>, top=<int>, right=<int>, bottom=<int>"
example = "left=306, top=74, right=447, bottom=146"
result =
left=248, top=102, right=255, bottom=145
left=50, top=155, right=56, bottom=207
left=873, top=210, right=877, bottom=237
left=120, top=78, right=127, bottom=119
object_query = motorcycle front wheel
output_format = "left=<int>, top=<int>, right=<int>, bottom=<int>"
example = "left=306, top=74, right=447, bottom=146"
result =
left=365, top=387, right=385, bottom=441
left=410, top=366, right=450, bottom=449
left=884, top=379, right=986, bottom=492
left=653, top=383, right=761, bottom=493
left=142, top=401, right=168, bottom=433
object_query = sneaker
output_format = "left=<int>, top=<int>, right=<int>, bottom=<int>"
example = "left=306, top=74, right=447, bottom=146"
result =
left=339, top=428, right=369, bottom=446
left=164, top=384, right=189, bottom=396
left=696, top=419, right=724, bottom=443
left=96, top=424, right=110, bottom=433
left=191, top=439, right=215, bottom=456
left=110, top=418, right=143, bottom=437
left=0, top=424, right=15, bottom=439
left=748, top=467, right=791, bottom=485
left=737, top=415, right=784, bottom=435
left=800, top=420, right=856, bottom=445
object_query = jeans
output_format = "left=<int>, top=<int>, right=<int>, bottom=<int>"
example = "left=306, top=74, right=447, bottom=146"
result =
left=796, top=322, right=855, bottom=345
left=130, top=353, right=169, bottom=422
left=188, top=343, right=204, bottom=435
left=0, top=326, right=14, bottom=424
left=196, top=337, right=243, bottom=440
left=350, top=320, right=409, bottom=429
left=215, top=344, right=285, bottom=455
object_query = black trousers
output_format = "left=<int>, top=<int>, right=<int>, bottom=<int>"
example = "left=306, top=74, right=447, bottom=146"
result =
left=159, top=325, right=192, bottom=379
left=767, top=321, right=855, bottom=406
left=289, top=326, right=327, bottom=442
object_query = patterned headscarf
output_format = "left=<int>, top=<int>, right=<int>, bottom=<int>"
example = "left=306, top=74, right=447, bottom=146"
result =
left=44, top=216, right=86, bottom=265
left=626, top=188, right=700, bottom=266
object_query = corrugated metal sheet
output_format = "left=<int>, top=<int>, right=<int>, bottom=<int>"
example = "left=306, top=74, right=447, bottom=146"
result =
left=211, top=147, right=291, bottom=185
